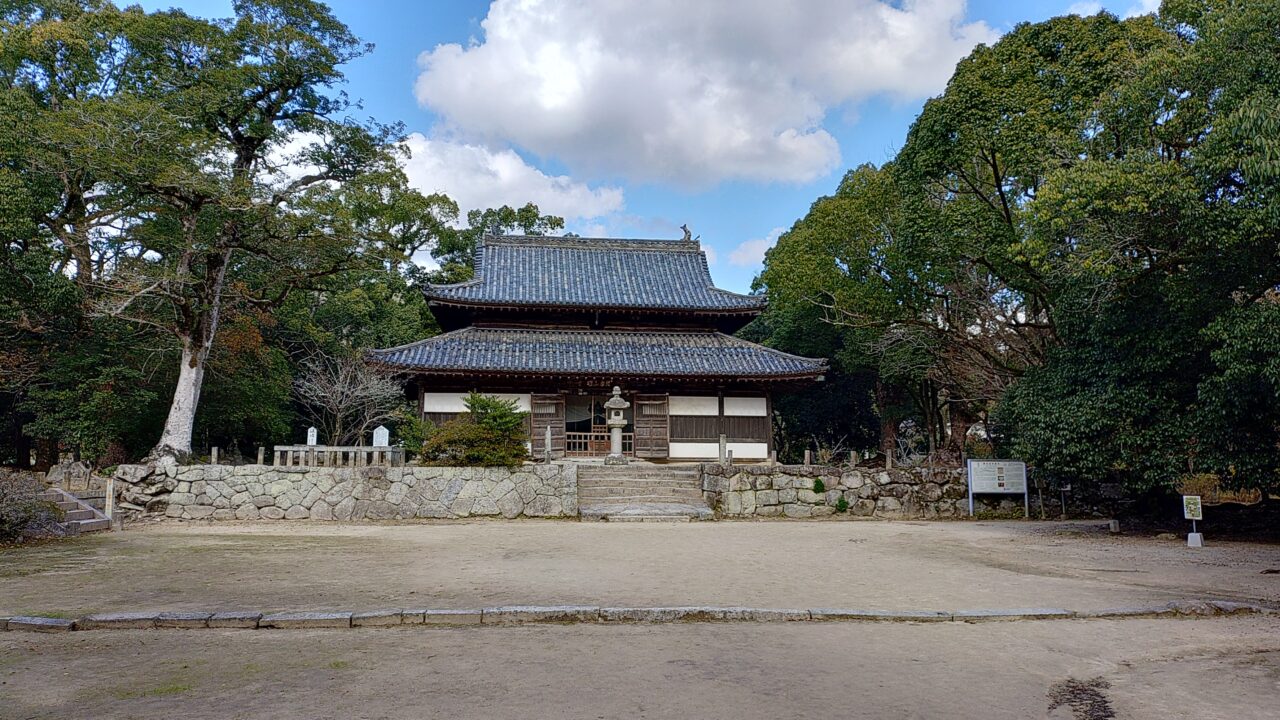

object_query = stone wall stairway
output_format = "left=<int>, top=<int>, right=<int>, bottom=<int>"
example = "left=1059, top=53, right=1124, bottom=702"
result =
left=39, top=487, right=112, bottom=535
left=578, top=464, right=713, bottom=522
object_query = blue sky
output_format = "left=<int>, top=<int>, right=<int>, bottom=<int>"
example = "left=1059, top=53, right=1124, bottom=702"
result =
left=139, top=0, right=1159, bottom=293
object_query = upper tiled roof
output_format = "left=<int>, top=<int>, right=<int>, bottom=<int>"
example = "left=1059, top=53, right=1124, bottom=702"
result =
left=425, top=235, right=766, bottom=312
left=367, top=327, right=826, bottom=380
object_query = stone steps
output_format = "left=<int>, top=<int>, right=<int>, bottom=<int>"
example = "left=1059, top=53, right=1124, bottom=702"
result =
left=583, top=495, right=705, bottom=506
left=578, top=475, right=701, bottom=485
left=38, top=488, right=112, bottom=535
left=578, top=486, right=701, bottom=499
left=576, top=464, right=711, bottom=522
left=578, top=479, right=701, bottom=489
left=578, top=473, right=701, bottom=487
left=580, top=502, right=713, bottom=522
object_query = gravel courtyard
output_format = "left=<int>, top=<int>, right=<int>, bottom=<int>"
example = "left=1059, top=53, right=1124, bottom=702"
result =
left=2, top=519, right=1277, bottom=616
left=4, top=617, right=1279, bottom=719
left=4, top=520, right=1280, bottom=719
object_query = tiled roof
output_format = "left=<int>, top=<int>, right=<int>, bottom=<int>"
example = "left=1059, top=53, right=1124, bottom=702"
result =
left=367, top=327, right=826, bottom=380
left=425, top=235, right=766, bottom=312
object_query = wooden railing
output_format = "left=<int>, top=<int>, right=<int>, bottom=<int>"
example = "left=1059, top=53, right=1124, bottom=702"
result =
left=565, top=432, right=633, bottom=458
left=273, top=446, right=405, bottom=467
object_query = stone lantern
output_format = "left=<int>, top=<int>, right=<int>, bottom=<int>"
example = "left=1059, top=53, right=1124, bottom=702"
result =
left=603, top=386, right=630, bottom=465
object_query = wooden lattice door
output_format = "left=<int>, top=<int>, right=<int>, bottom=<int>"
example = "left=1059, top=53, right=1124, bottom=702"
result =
left=530, top=394, right=566, bottom=459
left=633, top=394, right=669, bottom=459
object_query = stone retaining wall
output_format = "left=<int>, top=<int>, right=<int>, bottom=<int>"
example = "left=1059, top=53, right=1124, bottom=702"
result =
left=114, top=463, right=577, bottom=521
left=700, top=463, right=986, bottom=519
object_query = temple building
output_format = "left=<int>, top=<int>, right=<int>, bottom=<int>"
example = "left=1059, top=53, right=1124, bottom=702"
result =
left=368, top=235, right=826, bottom=461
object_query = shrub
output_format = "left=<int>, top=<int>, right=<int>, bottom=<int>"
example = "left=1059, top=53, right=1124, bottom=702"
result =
left=392, top=405, right=431, bottom=459
left=813, top=478, right=826, bottom=493
left=835, top=495, right=849, bottom=513
left=0, top=473, right=63, bottom=544
left=420, top=393, right=529, bottom=467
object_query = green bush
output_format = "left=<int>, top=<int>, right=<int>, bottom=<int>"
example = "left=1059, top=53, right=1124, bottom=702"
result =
left=392, top=405, right=431, bottom=459
left=835, top=495, right=849, bottom=513
left=0, top=473, right=63, bottom=544
left=813, top=478, right=826, bottom=493
left=420, top=393, right=529, bottom=467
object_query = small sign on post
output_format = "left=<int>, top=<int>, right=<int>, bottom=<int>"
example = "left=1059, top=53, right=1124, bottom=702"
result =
left=966, top=459, right=1029, bottom=518
left=1183, top=495, right=1204, bottom=547
left=306, top=427, right=318, bottom=446
left=373, top=425, right=390, bottom=447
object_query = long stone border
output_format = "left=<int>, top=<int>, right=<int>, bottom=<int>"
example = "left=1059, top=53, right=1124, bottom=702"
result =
left=2, top=601, right=1272, bottom=632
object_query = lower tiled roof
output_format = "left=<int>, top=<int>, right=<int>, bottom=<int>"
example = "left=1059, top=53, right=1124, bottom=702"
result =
left=367, top=327, right=826, bottom=380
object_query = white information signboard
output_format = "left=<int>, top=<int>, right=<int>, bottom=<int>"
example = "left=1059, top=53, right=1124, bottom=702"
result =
left=966, top=459, right=1029, bottom=517
left=372, top=425, right=390, bottom=447
left=306, top=427, right=318, bottom=446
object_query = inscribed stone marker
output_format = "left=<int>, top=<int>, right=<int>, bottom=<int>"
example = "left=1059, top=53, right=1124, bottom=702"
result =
left=373, top=425, right=389, bottom=447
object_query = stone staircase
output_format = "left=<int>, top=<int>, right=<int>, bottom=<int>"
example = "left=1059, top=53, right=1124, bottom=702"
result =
left=577, top=464, right=713, bottom=522
left=39, top=487, right=112, bottom=535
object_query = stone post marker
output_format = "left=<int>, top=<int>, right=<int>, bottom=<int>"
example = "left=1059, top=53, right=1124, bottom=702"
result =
left=544, top=426, right=553, bottom=464
left=719, top=434, right=727, bottom=464
left=306, top=427, right=318, bottom=446
left=604, top=386, right=630, bottom=466
left=373, top=425, right=390, bottom=447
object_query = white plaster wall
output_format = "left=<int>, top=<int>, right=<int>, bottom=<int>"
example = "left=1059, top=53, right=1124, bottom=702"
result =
left=668, top=396, right=719, bottom=416
left=669, top=442, right=768, bottom=460
left=423, top=392, right=531, bottom=413
left=722, top=397, right=767, bottom=417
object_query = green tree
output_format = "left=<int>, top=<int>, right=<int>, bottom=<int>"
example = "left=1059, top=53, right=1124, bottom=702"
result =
left=429, top=202, right=565, bottom=283
left=420, top=393, right=529, bottom=467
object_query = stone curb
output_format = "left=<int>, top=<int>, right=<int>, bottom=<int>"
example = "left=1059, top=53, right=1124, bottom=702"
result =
left=2, top=601, right=1274, bottom=633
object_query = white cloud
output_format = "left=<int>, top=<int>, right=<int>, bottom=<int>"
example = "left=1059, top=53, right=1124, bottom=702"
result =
left=414, top=0, right=997, bottom=187
left=729, top=227, right=786, bottom=268
left=1066, top=1, right=1102, bottom=15
left=703, top=245, right=718, bottom=265
left=1121, top=0, right=1160, bottom=18
left=400, top=132, right=624, bottom=222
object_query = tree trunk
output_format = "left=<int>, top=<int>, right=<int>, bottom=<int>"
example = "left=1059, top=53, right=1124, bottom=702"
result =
left=151, top=338, right=209, bottom=459
left=149, top=247, right=232, bottom=460
left=34, top=438, right=58, bottom=472
left=876, top=381, right=898, bottom=468
left=945, top=404, right=975, bottom=462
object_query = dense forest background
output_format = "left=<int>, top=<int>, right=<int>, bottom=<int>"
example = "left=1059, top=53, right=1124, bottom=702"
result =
left=2, top=1, right=1278, bottom=497
left=753, top=1, right=1280, bottom=494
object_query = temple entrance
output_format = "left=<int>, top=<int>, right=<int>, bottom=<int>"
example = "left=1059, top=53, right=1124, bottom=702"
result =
left=564, top=394, right=633, bottom=457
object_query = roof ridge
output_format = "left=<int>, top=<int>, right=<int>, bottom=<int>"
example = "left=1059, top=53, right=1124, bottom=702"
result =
left=363, top=327, right=473, bottom=355
left=484, top=235, right=701, bottom=252
left=367, top=326, right=827, bottom=378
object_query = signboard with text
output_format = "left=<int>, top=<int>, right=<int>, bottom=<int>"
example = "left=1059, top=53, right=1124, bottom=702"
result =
left=966, top=459, right=1029, bottom=517
left=1183, top=495, right=1203, bottom=520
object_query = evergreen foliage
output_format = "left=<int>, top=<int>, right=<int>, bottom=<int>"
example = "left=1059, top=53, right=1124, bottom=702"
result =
left=0, top=1, right=561, bottom=467
left=420, top=393, right=530, bottom=467
left=757, top=4, right=1280, bottom=494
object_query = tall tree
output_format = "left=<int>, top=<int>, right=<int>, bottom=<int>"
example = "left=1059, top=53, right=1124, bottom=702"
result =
left=69, top=0, right=427, bottom=458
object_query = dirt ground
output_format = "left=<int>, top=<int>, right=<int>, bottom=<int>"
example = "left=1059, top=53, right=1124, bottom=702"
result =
left=2, top=519, right=1278, bottom=616
left=2, top=617, right=1278, bottom=719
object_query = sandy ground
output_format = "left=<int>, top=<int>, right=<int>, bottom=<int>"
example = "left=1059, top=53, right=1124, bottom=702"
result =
left=2, top=616, right=1278, bottom=719
left=2, top=520, right=1278, bottom=616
